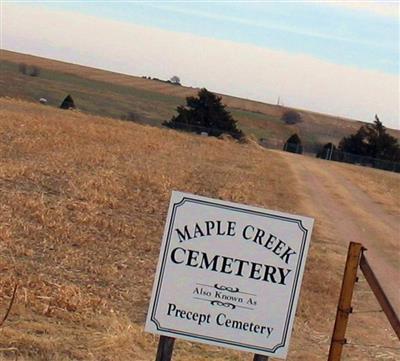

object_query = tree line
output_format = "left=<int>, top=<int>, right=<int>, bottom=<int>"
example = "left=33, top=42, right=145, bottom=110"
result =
left=163, top=88, right=399, bottom=167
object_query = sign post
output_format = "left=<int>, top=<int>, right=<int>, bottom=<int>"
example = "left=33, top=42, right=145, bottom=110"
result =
left=155, top=336, right=175, bottom=361
left=146, top=191, right=314, bottom=359
left=253, top=354, right=269, bottom=361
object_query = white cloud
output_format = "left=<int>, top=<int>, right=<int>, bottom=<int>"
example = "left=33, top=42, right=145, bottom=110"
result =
left=2, top=4, right=399, bottom=129
left=327, top=1, right=399, bottom=19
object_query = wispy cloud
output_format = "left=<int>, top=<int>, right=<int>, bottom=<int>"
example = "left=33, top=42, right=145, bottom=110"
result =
left=327, top=1, right=399, bottom=18
left=2, top=4, right=399, bottom=128
left=150, top=3, right=391, bottom=49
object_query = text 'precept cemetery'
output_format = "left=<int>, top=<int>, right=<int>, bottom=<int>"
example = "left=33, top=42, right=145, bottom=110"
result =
left=145, top=191, right=314, bottom=359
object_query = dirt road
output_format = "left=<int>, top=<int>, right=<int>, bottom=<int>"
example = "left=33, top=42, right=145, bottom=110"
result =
left=282, top=152, right=400, bottom=315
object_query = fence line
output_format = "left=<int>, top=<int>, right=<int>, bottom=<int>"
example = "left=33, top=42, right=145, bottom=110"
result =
left=260, top=138, right=400, bottom=173
left=163, top=123, right=400, bottom=173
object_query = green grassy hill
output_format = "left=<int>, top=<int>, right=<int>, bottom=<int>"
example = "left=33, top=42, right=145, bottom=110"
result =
left=1, top=50, right=398, bottom=146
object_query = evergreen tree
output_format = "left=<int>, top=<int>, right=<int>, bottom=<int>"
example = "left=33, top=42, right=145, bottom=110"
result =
left=338, top=127, right=368, bottom=156
left=284, top=133, right=303, bottom=154
left=339, top=116, right=400, bottom=161
left=163, top=88, right=243, bottom=139
left=316, top=142, right=337, bottom=159
left=60, top=95, right=75, bottom=110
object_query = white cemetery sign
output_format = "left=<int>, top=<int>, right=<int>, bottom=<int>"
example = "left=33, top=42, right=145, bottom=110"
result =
left=145, top=191, right=314, bottom=359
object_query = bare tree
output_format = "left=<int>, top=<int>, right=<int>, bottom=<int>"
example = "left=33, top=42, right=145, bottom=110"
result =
left=170, top=75, right=181, bottom=85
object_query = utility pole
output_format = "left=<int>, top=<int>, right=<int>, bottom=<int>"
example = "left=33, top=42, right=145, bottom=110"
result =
left=329, top=143, right=334, bottom=161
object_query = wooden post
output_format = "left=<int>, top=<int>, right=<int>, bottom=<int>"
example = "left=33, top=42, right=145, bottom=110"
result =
left=155, top=335, right=175, bottom=361
left=359, top=252, right=400, bottom=339
left=328, top=242, right=363, bottom=361
left=253, top=354, right=269, bottom=361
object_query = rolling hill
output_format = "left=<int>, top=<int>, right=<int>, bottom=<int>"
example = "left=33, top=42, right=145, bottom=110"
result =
left=1, top=50, right=399, bottom=147
left=0, top=98, right=398, bottom=361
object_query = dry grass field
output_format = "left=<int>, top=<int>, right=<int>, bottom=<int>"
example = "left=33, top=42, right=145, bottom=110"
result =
left=0, top=98, right=398, bottom=360
left=3, top=50, right=399, bottom=145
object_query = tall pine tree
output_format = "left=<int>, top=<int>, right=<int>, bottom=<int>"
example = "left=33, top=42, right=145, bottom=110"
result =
left=339, top=116, right=400, bottom=161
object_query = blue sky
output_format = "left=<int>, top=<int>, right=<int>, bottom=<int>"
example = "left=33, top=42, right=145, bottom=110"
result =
left=38, top=1, right=399, bottom=74
left=2, top=1, right=399, bottom=127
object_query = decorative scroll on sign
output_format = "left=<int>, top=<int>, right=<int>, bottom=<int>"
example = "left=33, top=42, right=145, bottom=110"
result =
left=146, top=191, right=314, bottom=359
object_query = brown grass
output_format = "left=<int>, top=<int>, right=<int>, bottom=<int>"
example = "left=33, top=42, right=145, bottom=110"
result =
left=3, top=49, right=399, bottom=144
left=334, top=164, right=400, bottom=216
left=0, top=98, right=398, bottom=360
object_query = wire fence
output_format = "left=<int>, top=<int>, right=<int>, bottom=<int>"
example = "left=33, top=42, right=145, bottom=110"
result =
left=329, top=149, right=400, bottom=172
left=259, top=138, right=400, bottom=173
left=166, top=124, right=400, bottom=356
left=164, top=123, right=400, bottom=173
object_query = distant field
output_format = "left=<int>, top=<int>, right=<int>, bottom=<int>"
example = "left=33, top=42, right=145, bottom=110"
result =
left=0, top=99, right=398, bottom=361
left=2, top=50, right=398, bottom=146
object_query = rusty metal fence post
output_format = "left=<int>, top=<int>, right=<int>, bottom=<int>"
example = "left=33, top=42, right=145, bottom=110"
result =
left=327, top=242, right=363, bottom=361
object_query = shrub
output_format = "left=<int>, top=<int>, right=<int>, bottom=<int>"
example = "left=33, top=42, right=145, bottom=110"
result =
left=121, top=112, right=139, bottom=122
left=163, top=88, right=244, bottom=140
left=281, top=110, right=302, bottom=125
